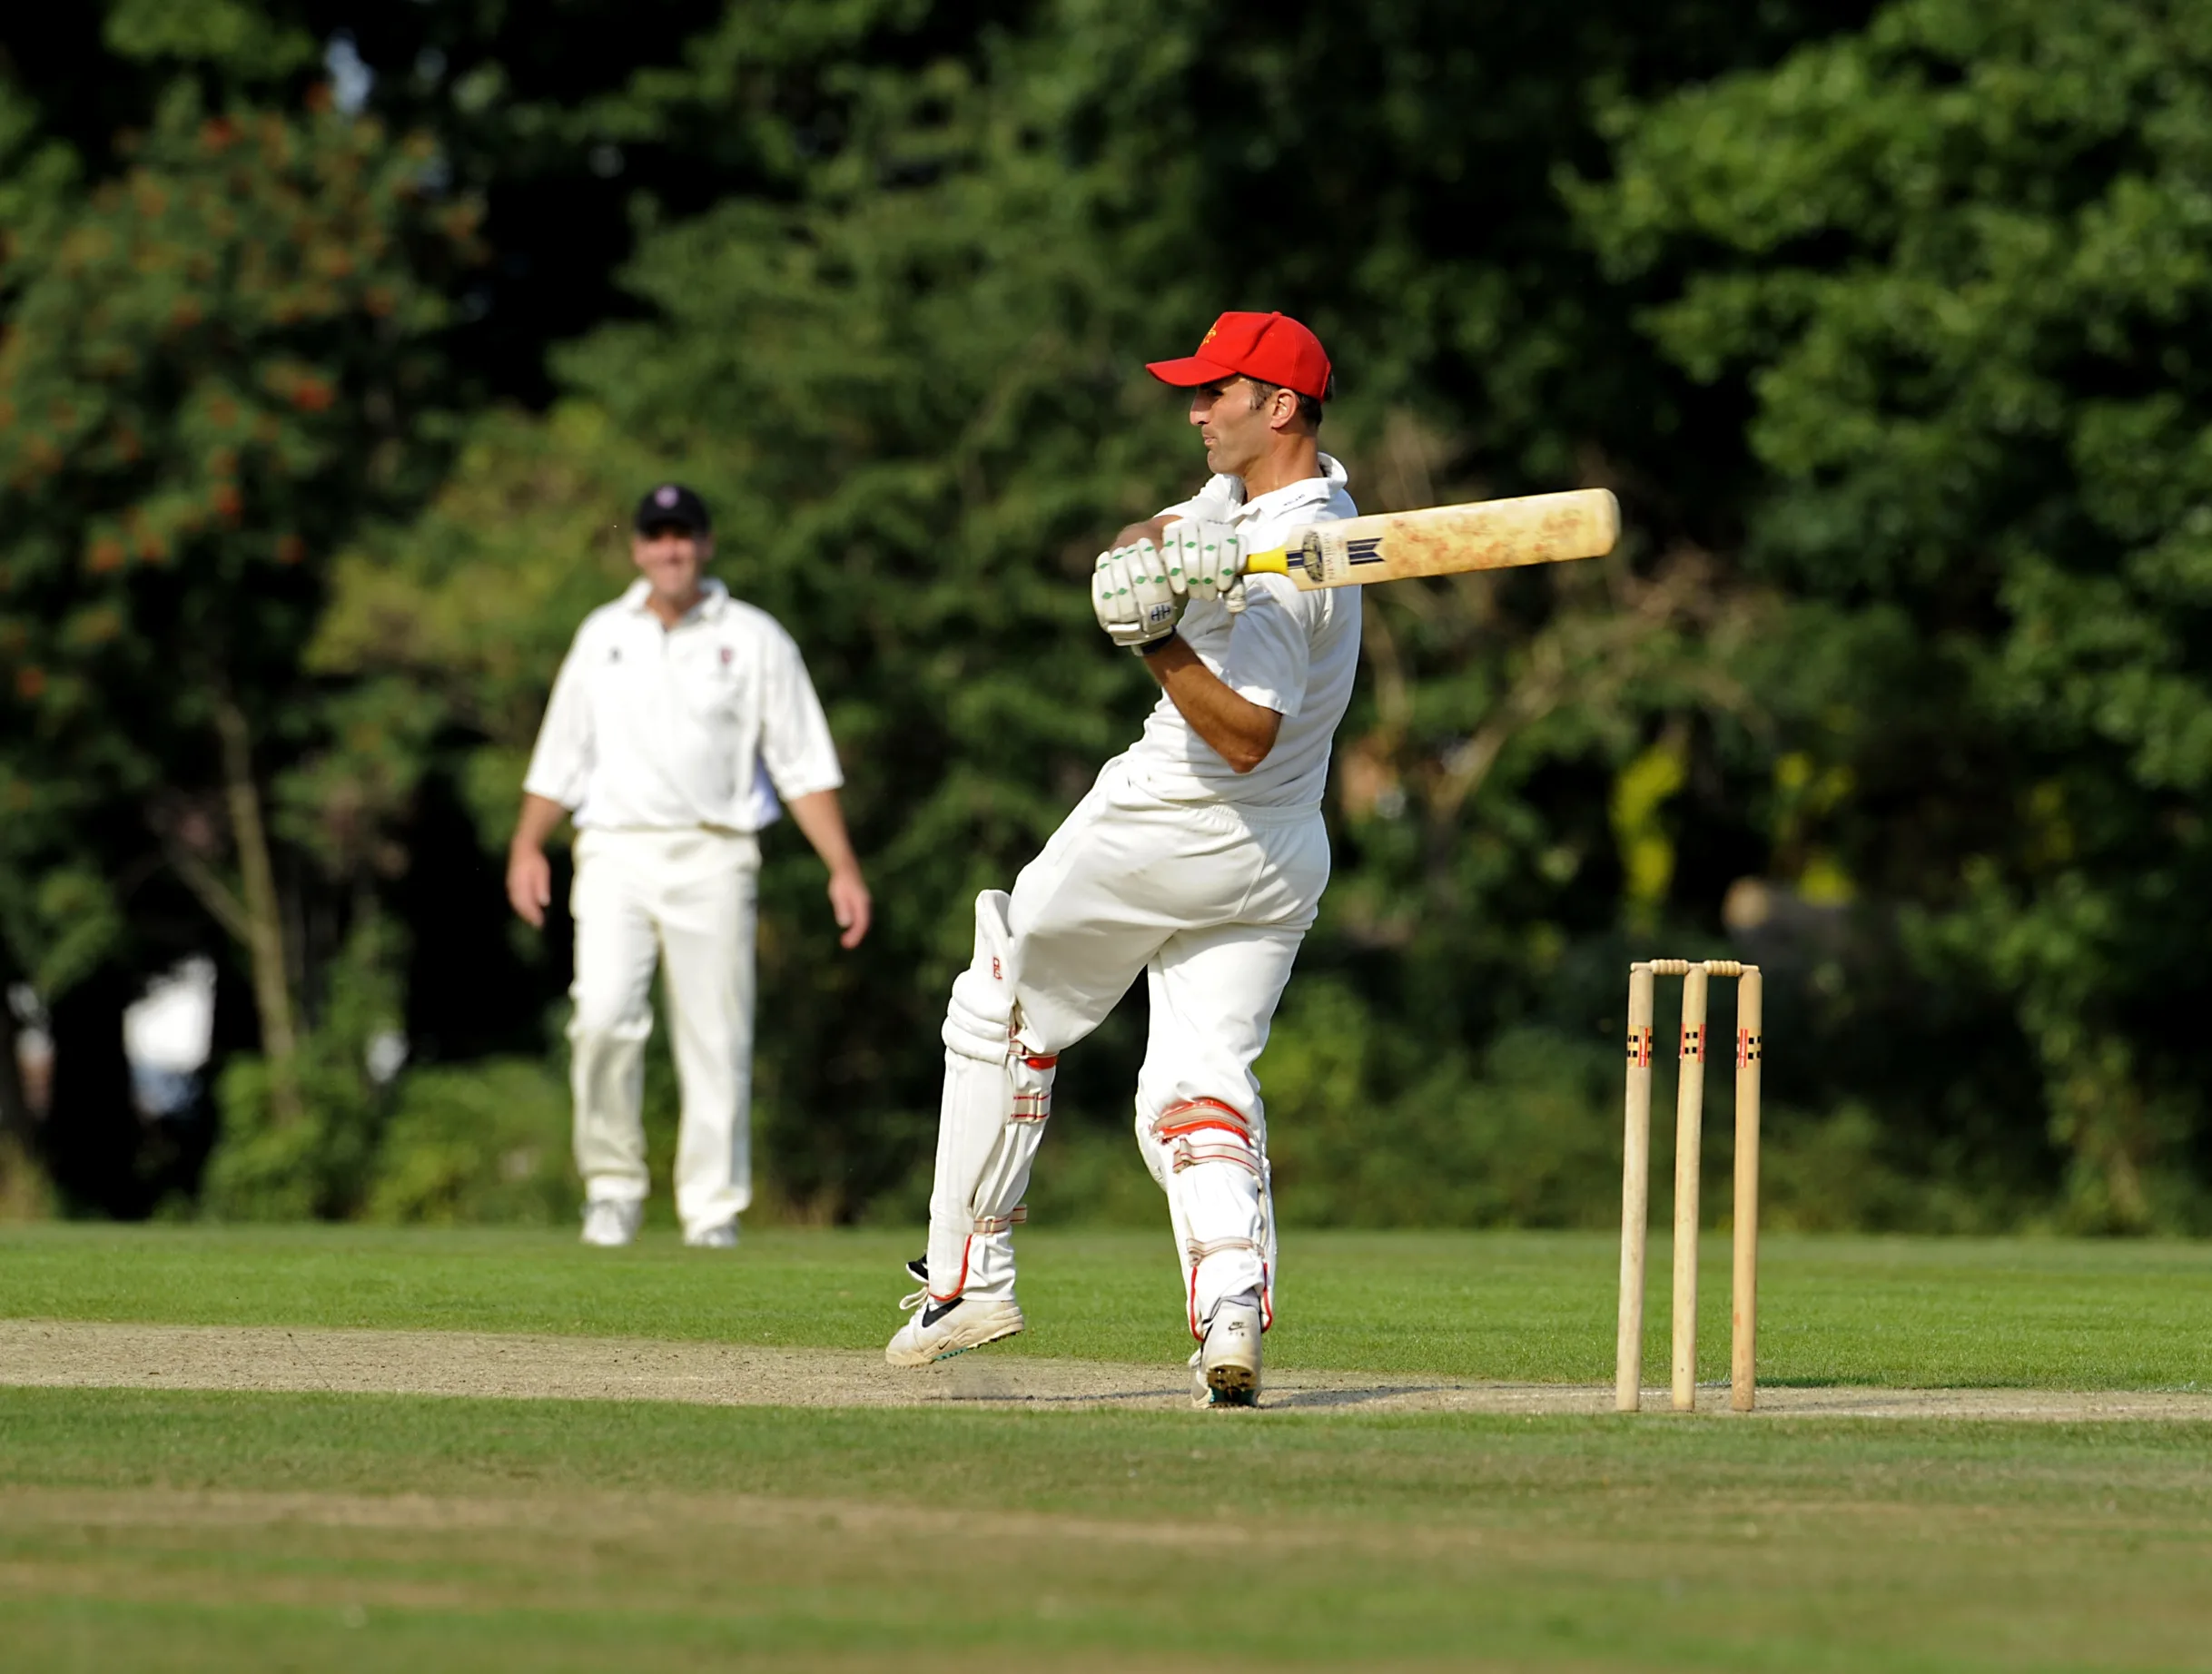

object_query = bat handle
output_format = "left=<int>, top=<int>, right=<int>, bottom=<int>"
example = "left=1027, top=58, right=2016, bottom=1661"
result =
left=1242, top=547, right=1291, bottom=577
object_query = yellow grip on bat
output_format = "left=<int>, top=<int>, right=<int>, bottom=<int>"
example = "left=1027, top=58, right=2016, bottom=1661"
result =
left=1241, top=547, right=1291, bottom=576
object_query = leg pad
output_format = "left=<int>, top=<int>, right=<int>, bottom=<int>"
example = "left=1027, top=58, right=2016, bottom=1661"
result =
left=1140, top=1097, right=1274, bottom=1338
left=923, top=891, right=1058, bottom=1304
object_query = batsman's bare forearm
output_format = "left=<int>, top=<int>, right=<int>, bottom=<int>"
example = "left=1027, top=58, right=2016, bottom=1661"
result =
left=1139, top=635, right=1282, bottom=773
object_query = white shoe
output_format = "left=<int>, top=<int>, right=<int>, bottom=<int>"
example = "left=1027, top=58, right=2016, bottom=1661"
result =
left=884, top=1289, right=1025, bottom=1366
left=684, top=1222, right=738, bottom=1249
left=580, top=1199, right=641, bottom=1247
left=1192, top=1299, right=1262, bottom=1408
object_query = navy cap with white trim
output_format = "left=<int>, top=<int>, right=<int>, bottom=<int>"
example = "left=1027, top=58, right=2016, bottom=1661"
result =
left=634, top=482, right=711, bottom=536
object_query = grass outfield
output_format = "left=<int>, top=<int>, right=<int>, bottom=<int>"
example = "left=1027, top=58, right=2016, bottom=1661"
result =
left=4, top=1223, right=2210, bottom=1386
left=4, top=1392, right=2209, bottom=1671
left=4, top=1225, right=2210, bottom=1670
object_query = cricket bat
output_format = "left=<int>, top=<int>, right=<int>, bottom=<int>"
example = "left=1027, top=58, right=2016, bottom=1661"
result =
left=1241, top=487, right=1619, bottom=589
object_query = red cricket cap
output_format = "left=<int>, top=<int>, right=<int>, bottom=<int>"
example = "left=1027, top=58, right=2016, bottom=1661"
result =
left=1145, top=310, right=1333, bottom=403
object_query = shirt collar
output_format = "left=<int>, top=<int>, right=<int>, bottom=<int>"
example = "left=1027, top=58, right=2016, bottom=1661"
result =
left=1220, top=451, right=1350, bottom=520
left=619, top=576, right=730, bottom=623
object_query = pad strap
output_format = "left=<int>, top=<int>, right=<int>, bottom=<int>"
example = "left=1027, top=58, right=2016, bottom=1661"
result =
left=1152, top=1097, right=1259, bottom=1177
left=1011, top=1052, right=1058, bottom=1122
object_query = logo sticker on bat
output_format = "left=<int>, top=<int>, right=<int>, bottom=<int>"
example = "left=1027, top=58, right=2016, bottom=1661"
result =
left=1299, top=530, right=1353, bottom=586
left=1349, top=538, right=1383, bottom=566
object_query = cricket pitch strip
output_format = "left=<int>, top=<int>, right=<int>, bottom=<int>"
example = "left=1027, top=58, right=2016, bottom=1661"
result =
left=5, top=1320, right=2209, bottom=1419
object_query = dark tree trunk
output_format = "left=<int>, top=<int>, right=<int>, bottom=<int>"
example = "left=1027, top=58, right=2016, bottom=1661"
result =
left=43, top=966, right=155, bottom=1219
left=0, top=981, right=34, bottom=1152
left=400, top=769, right=568, bottom=1062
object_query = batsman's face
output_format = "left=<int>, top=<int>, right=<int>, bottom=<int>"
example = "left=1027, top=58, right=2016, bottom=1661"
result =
left=1189, top=378, right=1275, bottom=478
left=633, top=525, right=709, bottom=603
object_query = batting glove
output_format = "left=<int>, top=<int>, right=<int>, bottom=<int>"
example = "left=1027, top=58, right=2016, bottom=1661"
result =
left=1160, top=519, right=1248, bottom=610
left=1091, top=541, right=1186, bottom=653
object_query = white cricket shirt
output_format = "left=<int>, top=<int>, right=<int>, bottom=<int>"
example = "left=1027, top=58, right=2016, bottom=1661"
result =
left=1118, top=453, right=1361, bottom=809
left=522, top=578, right=844, bottom=832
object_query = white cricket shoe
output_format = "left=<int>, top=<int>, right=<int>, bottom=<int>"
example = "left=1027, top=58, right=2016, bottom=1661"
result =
left=684, top=1222, right=738, bottom=1249
left=884, top=1289, right=1025, bottom=1366
left=579, top=1198, right=641, bottom=1247
left=1192, top=1298, right=1263, bottom=1409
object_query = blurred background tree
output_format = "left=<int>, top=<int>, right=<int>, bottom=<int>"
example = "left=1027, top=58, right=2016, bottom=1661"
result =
left=0, top=10, right=477, bottom=1216
left=5, top=0, right=2207, bottom=1233
left=1590, top=0, right=2212, bottom=1227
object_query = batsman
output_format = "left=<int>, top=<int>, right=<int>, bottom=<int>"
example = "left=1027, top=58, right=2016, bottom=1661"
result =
left=885, top=310, right=1358, bottom=1405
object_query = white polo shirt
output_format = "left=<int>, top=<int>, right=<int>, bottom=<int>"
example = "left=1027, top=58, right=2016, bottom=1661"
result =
left=1119, top=453, right=1361, bottom=810
left=523, top=578, right=844, bottom=832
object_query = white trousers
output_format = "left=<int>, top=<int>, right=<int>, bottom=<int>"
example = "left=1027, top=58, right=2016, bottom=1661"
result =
left=950, top=756, right=1328, bottom=1321
left=568, top=827, right=759, bottom=1236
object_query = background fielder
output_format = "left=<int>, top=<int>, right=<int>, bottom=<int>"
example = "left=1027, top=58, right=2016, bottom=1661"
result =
left=885, top=311, right=1356, bottom=1404
left=508, top=483, right=871, bottom=1248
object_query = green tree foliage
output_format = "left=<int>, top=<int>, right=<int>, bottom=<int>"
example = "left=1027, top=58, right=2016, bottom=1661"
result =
left=321, top=0, right=1879, bottom=1224
left=0, top=37, right=476, bottom=1210
left=32, top=0, right=2205, bottom=1234
left=1590, top=0, right=2212, bottom=1227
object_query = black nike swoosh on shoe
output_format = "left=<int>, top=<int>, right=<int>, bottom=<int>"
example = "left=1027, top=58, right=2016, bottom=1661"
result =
left=906, top=1256, right=928, bottom=1285
left=921, top=1298, right=960, bottom=1328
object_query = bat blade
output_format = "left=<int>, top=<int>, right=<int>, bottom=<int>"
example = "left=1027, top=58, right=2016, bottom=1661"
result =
left=1244, top=488, right=1619, bottom=589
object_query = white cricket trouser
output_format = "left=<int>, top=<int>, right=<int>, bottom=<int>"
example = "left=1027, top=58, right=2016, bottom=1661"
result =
left=568, top=827, right=759, bottom=1235
left=967, top=756, right=1328, bottom=1321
